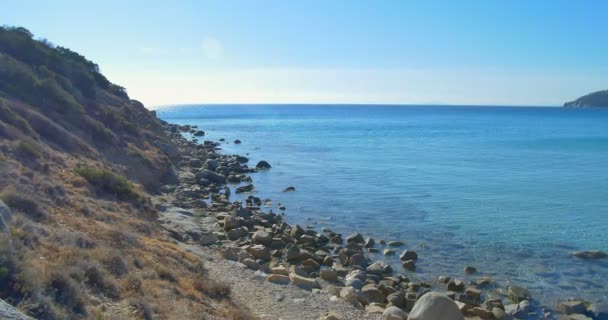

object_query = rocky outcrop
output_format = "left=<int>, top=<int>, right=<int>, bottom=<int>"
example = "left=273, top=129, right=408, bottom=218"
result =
left=0, top=299, right=34, bottom=320
left=0, top=200, right=11, bottom=232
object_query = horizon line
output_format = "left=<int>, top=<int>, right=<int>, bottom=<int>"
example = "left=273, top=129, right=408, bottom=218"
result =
left=151, top=102, right=563, bottom=110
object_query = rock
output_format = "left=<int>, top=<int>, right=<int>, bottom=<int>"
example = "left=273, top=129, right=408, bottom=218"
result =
left=252, top=230, right=273, bottom=246
left=507, top=285, right=530, bottom=303
left=464, top=287, right=481, bottom=301
left=464, top=266, right=477, bottom=274
left=320, top=269, right=338, bottom=282
left=383, top=249, right=396, bottom=256
left=557, top=300, right=587, bottom=315
left=193, top=130, right=205, bottom=136
left=563, top=314, right=593, bottom=320
left=383, top=306, right=407, bottom=320
left=197, top=169, right=226, bottom=184
left=271, top=266, right=289, bottom=276
left=267, top=274, right=290, bottom=285
left=203, top=159, right=219, bottom=171
left=0, top=201, right=12, bottom=232
left=388, top=241, right=405, bottom=247
left=242, top=258, right=260, bottom=270
left=289, top=273, right=320, bottom=290
left=345, top=277, right=364, bottom=290
left=349, top=253, right=368, bottom=268
left=234, top=139, right=241, bottom=144
left=491, top=307, right=508, bottom=320
left=247, top=245, right=271, bottom=260
left=235, top=155, right=248, bottom=163
left=340, top=286, right=363, bottom=306
left=319, top=312, right=343, bottom=320
left=572, top=250, right=608, bottom=260
left=387, top=292, right=406, bottom=308
left=590, top=303, right=608, bottom=320
left=399, top=250, right=418, bottom=261
left=222, top=247, right=241, bottom=261
left=408, top=292, right=464, bottom=320
left=361, top=284, right=386, bottom=304
left=447, top=279, right=464, bottom=292
left=227, top=175, right=241, bottom=183
left=438, top=276, right=451, bottom=284
left=367, top=304, right=386, bottom=314
left=236, top=184, right=254, bottom=193
left=256, top=160, right=272, bottom=169
left=402, top=260, right=416, bottom=271
left=367, top=261, right=392, bottom=275
left=283, top=186, right=296, bottom=192
left=346, top=232, right=365, bottom=243
left=364, top=238, right=375, bottom=248
left=199, top=234, right=219, bottom=246
left=227, top=226, right=248, bottom=240
left=471, top=307, right=494, bottom=319
left=223, top=216, right=242, bottom=230
left=188, top=158, right=203, bottom=168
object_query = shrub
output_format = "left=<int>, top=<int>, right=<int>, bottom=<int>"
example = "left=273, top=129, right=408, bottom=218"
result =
left=17, top=140, right=42, bottom=159
left=83, top=262, right=120, bottom=299
left=193, top=277, right=231, bottom=300
left=48, top=272, right=87, bottom=315
left=0, top=187, right=46, bottom=221
left=155, top=266, right=176, bottom=283
left=74, top=166, right=138, bottom=200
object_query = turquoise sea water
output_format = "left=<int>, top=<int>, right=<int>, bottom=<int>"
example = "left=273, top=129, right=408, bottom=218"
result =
left=157, top=105, right=608, bottom=305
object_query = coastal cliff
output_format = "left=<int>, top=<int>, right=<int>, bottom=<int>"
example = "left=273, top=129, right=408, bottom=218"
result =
left=0, top=26, right=251, bottom=319
left=564, top=89, right=608, bottom=108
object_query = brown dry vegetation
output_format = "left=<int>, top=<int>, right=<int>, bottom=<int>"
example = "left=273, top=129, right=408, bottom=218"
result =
left=0, top=26, right=254, bottom=319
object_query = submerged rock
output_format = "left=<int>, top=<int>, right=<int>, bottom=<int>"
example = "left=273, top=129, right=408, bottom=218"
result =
left=256, top=160, right=272, bottom=169
left=572, top=250, right=608, bottom=260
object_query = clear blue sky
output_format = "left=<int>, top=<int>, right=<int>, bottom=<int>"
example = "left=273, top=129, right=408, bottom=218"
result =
left=3, top=0, right=608, bottom=107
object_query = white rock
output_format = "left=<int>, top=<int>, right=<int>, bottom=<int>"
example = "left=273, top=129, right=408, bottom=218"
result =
left=408, top=292, right=464, bottom=320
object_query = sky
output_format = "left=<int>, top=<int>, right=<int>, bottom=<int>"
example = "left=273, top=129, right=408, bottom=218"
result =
left=3, top=0, right=608, bottom=107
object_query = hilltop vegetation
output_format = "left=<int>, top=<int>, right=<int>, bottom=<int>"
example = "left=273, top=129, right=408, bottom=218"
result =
left=564, top=89, right=608, bottom=108
left=0, top=26, right=250, bottom=319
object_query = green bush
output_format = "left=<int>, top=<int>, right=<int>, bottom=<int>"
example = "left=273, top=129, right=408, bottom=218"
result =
left=75, top=166, right=138, bottom=200
left=17, top=140, right=42, bottom=159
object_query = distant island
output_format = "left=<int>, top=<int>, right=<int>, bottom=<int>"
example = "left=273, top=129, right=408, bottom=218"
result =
left=564, top=89, right=608, bottom=108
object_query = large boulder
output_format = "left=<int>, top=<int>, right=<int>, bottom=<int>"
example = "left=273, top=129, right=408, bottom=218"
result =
left=383, top=306, right=407, bottom=320
left=197, top=169, right=226, bottom=184
left=0, top=201, right=12, bottom=232
left=407, top=292, right=464, bottom=320
left=252, top=230, right=273, bottom=246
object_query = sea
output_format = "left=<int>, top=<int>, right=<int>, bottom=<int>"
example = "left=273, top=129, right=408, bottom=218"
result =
left=156, top=104, right=608, bottom=305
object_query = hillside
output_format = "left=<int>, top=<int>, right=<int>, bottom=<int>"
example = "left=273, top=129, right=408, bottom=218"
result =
left=0, top=26, right=250, bottom=319
left=564, top=89, right=608, bottom=108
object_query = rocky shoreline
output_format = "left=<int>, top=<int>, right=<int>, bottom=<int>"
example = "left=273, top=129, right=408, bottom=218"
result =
left=154, top=121, right=607, bottom=320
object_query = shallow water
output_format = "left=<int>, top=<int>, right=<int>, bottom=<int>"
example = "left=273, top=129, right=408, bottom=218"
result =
left=157, top=105, right=608, bottom=305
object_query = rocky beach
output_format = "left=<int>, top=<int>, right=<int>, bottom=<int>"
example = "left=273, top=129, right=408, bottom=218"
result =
left=152, top=121, right=608, bottom=320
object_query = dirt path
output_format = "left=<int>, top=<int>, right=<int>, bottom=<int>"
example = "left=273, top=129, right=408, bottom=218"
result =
left=183, top=243, right=380, bottom=320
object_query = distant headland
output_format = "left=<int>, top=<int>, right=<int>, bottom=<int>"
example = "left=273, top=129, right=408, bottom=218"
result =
left=564, top=89, right=608, bottom=108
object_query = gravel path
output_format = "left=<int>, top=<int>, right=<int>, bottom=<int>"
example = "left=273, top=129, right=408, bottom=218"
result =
left=182, top=243, right=381, bottom=320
